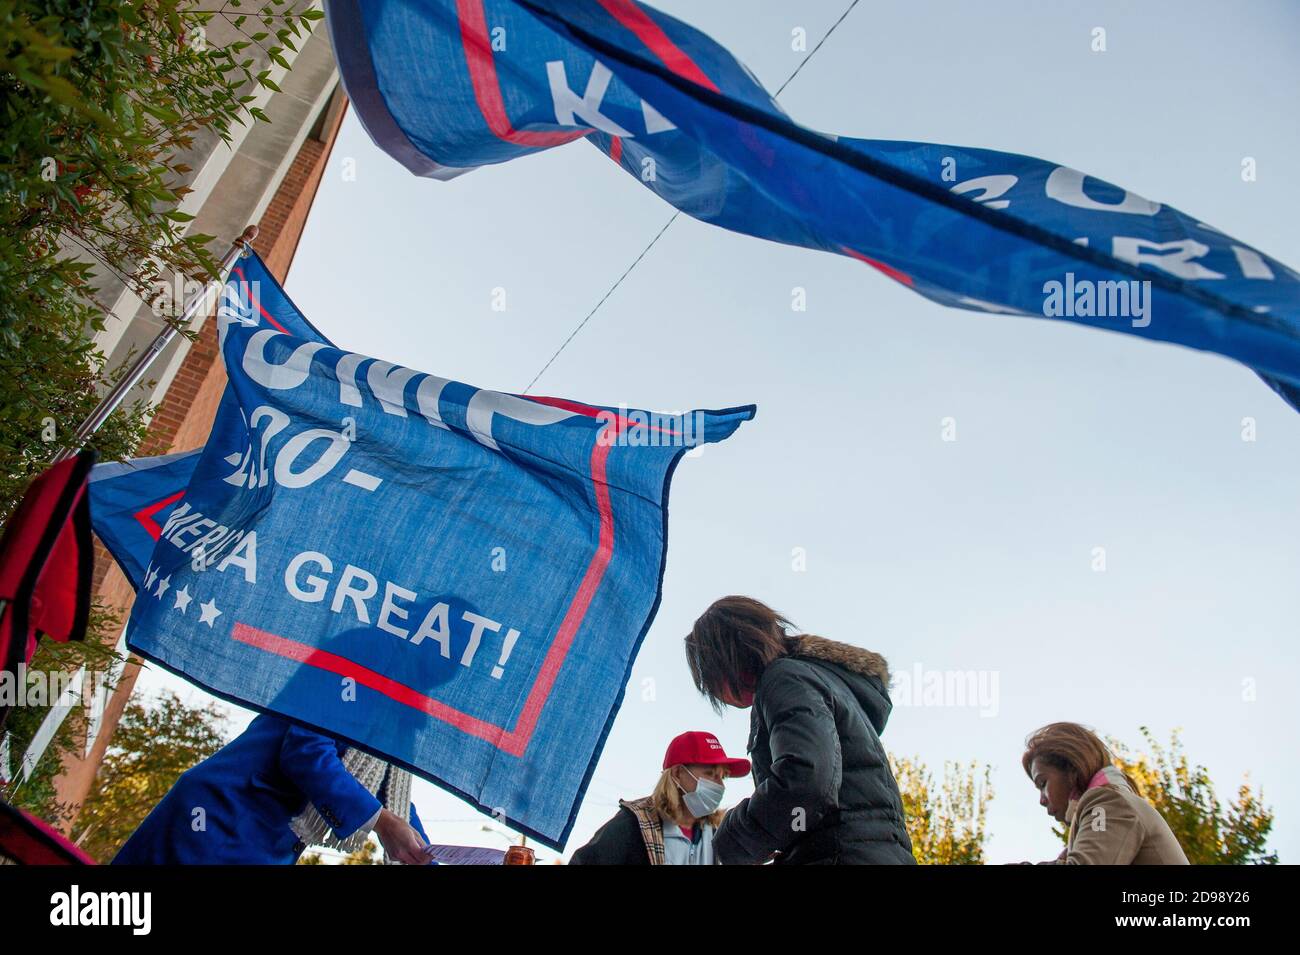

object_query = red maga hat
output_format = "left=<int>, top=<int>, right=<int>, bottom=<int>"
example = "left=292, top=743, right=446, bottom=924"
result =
left=663, top=731, right=750, bottom=778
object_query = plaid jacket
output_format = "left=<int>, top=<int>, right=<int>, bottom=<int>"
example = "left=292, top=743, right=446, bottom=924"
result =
left=619, top=797, right=666, bottom=865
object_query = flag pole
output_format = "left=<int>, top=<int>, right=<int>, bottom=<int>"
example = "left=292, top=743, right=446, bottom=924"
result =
left=51, top=225, right=259, bottom=464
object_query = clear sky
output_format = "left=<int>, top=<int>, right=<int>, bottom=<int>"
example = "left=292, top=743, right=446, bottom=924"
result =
left=135, top=0, right=1300, bottom=863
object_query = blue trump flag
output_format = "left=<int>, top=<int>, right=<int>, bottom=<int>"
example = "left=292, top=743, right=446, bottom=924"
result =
left=123, top=252, right=754, bottom=848
left=87, top=254, right=336, bottom=593
left=327, top=0, right=1300, bottom=409
left=88, top=450, right=200, bottom=592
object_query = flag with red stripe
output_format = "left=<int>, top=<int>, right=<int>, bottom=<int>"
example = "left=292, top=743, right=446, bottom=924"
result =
left=328, top=0, right=1300, bottom=410
left=123, top=254, right=754, bottom=848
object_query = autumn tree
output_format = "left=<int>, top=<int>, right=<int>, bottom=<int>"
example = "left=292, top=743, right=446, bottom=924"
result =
left=890, top=755, right=993, bottom=865
left=1099, top=728, right=1277, bottom=865
left=68, top=690, right=228, bottom=862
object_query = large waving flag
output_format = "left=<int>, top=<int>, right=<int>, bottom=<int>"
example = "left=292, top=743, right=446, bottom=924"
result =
left=123, top=253, right=753, bottom=847
left=327, top=0, right=1300, bottom=409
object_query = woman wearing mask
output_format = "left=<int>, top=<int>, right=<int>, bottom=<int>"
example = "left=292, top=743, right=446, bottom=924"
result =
left=569, top=731, right=749, bottom=865
left=1022, top=721, right=1189, bottom=865
left=684, top=596, right=915, bottom=865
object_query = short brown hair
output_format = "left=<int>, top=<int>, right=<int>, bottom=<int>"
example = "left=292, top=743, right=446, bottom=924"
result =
left=1022, top=722, right=1117, bottom=792
left=684, top=596, right=795, bottom=712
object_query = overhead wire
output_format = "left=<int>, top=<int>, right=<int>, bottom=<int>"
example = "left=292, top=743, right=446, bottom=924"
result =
left=522, top=0, right=863, bottom=394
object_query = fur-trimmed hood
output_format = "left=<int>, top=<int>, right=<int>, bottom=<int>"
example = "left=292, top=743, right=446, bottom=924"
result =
left=789, top=634, right=890, bottom=685
left=787, top=634, right=893, bottom=734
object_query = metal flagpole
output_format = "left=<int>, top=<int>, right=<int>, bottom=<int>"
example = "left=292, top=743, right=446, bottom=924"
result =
left=51, top=224, right=259, bottom=463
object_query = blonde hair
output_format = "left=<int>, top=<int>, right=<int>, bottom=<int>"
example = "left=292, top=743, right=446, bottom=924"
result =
left=651, top=767, right=726, bottom=829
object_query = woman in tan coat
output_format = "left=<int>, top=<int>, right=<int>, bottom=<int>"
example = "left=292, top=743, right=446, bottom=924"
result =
left=1022, top=722, right=1189, bottom=865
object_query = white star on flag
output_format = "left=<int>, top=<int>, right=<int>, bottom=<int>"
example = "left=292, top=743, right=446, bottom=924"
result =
left=155, top=575, right=171, bottom=599
left=173, top=585, right=192, bottom=614
left=144, top=565, right=158, bottom=590
left=198, top=599, right=222, bottom=627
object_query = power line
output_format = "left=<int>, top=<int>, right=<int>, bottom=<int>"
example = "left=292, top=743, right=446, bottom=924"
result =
left=524, top=212, right=679, bottom=394
left=522, top=0, right=863, bottom=393
left=775, top=0, right=861, bottom=97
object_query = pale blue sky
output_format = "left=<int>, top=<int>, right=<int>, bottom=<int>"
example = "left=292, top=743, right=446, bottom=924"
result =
left=137, top=0, right=1300, bottom=862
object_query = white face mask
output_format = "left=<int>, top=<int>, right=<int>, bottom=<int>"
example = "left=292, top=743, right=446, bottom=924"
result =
left=676, top=767, right=725, bottom=817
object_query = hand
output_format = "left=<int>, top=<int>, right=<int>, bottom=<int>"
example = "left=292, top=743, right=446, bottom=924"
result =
left=374, top=808, right=430, bottom=865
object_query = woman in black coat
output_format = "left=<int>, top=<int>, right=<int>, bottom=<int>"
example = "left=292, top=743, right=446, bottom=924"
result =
left=684, top=596, right=915, bottom=865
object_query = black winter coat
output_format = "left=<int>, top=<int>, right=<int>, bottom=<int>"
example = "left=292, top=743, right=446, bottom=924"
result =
left=568, top=806, right=649, bottom=865
left=714, top=635, right=915, bottom=865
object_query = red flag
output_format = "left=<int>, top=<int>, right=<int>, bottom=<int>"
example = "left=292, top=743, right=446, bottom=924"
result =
left=0, top=800, right=95, bottom=865
left=0, top=450, right=97, bottom=731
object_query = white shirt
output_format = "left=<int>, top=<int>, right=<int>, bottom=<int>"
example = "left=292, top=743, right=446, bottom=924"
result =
left=660, top=814, right=717, bottom=866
